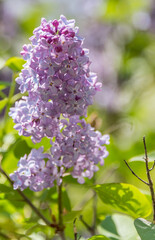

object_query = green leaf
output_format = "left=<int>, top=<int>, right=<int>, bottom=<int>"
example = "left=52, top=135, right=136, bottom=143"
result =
left=0, top=184, right=13, bottom=193
left=100, top=0, right=148, bottom=22
left=88, top=236, right=110, bottom=240
left=13, top=140, right=31, bottom=159
left=63, top=211, right=81, bottom=223
left=94, top=183, right=152, bottom=218
left=0, top=81, right=11, bottom=90
left=23, top=136, right=51, bottom=151
left=134, top=218, right=155, bottom=240
left=98, top=214, right=139, bottom=240
left=129, top=151, right=155, bottom=163
left=62, top=188, right=71, bottom=211
left=5, top=57, right=25, bottom=72
left=0, top=98, right=8, bottom=112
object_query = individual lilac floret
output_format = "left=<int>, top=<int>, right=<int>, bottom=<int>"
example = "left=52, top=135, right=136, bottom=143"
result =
left=16, top=15, right=101, bottom=116
left=9, top=94, right=60, bottom=143
left=10, top=147, right=63, bottom=191
left=50, top=116, right=109, bottom=184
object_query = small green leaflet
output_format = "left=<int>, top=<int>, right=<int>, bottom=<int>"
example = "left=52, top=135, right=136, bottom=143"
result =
left=5, top=57, right=25, bottom=72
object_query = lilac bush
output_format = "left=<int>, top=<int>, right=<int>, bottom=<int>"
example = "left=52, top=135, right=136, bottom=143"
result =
left=9, top=15, right=109, bottom=191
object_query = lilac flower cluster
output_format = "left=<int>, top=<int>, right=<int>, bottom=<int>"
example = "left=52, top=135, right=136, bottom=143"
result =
left=10, top=148, right=62, bottom=191
left=10, top=15, right=109, bottom=191
left=9, top=94, right=60, bottom=143
left=16, top=15, right=101, bottom=117
left=51, top=117, right=109, bottom=184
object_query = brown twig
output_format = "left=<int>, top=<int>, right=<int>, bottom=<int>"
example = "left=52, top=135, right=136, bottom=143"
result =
left=124, top=137, right=155, bottom=224
left=143, top=137, right=155, bottom=224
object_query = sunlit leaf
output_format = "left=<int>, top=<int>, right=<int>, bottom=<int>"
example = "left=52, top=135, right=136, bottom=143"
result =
left=94, top=183, right=152, bottom=218
left=134, top=218, right=155, bottom=240
left=88, top=236, right=110, bottom=240
left=23, top=136, right=51, bottom=151
left=5, top=57, right=25, bottom=72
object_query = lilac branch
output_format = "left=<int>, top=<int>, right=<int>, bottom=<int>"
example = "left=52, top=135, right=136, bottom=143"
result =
left=0, top=166, right=54, bottom=228
left=143, top=137, right=155, bottom=224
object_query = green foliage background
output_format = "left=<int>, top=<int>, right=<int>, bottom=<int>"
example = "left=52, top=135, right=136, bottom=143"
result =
left=0, top=0, right=155, bottom=239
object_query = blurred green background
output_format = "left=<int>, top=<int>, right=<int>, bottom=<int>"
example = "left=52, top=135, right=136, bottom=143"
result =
left=0, top=0, right=155, bottom=239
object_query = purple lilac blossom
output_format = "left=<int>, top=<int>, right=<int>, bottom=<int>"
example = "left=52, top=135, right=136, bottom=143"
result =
left=10, top=117, right=109, bottom=190
left=9, top=15, right=109, bottom=190
left=9, top=94, right=60, bottom=143
left=50, top=116, right=109, bottom=184
left=10, top=147, right=63, bottom=191
left=16, top=15, right=101, bottom=117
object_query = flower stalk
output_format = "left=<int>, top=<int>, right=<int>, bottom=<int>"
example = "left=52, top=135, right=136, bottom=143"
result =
left=58, top=181, right=66, bottom=240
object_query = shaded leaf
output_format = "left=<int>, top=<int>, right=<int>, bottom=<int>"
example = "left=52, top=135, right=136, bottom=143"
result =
left=94, top=183, right=151, bottom=218
left=98, top=214, right=139, bottom=240
left=0, top=81, right=11, bottom=90
left=13, top=140, right=31, bottom=159
left=0, top=184, right=13, bottom=193
left=5, top=57, right=25, bottom=72
left=62, top=188, right=71, bottom=212
left=134, top=218, right=155, bottom=240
